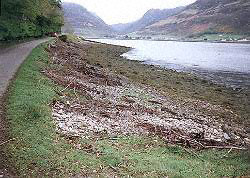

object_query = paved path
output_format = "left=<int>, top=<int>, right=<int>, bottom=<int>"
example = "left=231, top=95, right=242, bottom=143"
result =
left=0, top=38, right=50, bottom=177
left=0, top=38, right=49, bottom=96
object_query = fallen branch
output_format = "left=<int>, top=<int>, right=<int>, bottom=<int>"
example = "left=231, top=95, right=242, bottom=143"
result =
left=204, top=146, right=247, bottom=150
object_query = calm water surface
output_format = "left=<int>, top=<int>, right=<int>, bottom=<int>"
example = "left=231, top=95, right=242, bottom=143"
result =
left=93, top=39, right=250, bottom=89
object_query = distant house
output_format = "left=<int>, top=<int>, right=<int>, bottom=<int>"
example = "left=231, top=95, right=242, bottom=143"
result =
left=238, top=38, right=248, bottom=42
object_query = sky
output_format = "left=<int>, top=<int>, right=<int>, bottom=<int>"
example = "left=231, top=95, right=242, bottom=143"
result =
left=62, top=0, right=196, bottom=25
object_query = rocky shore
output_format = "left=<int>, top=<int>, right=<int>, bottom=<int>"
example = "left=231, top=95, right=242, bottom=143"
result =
left=46, top=37, right=249, bottom=149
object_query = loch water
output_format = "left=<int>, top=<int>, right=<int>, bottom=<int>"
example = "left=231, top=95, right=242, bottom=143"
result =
left=93, top=39, right=250, bottom=89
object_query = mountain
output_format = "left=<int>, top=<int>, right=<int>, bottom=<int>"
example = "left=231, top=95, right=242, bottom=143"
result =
left=112, top=23, right=134, bottom=34
left=137, top=0, right=250, bottom=37
left=62, top=1, right=250, bottom=38
left=112, top=7, right=184, bottom=34
left=62, top=3, right=115, bottom=38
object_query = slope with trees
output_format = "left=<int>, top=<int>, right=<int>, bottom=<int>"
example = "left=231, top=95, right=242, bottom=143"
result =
left=0, top=0, right=63, bottom=41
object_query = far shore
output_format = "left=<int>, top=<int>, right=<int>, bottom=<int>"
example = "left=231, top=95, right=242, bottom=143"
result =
left=85, top=36, right=250, bottom=44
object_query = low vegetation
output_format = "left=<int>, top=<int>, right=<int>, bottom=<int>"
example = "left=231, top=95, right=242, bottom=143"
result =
left=5, top=37, right=250, bottom=177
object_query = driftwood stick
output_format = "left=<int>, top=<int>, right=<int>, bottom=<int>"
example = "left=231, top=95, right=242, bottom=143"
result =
left=221, top=147, right=233, bottom=158
left=204, top=146, right=247, bottom=150
left=61, top=80, right=74, bottom=93
left=183, top=147, right=199, bottom=157
left=172, top=130, right=205, bottom=148
left=73, top=86, right=79, bottom=100
left=179, top=146, right=206, bottom=162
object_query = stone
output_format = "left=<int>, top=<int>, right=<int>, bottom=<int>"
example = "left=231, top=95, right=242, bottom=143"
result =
left=59, top=123, right=66, bottom=129
left=53, top=113, right=62, bottom=118
left=244, top=138, right=250, bottom=145
left=245, top=128, right=250, bottom=133
left=223, top=133, right=231, bottom=140
left=58, top=109, right=64, bottom=114
left=61, top=114, right=69, bottom=119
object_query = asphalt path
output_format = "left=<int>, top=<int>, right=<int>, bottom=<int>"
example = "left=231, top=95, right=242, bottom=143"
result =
left=0, top=38, right=50, bottom=96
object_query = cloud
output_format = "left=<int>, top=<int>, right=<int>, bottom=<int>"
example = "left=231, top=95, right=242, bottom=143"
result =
left=62, top=0, right=196, bottom=24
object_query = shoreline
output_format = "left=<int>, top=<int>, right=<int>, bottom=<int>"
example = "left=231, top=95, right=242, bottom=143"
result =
left=88, top=39, right=250, bottom=91
left=87, top=37, right=250, bottom=45
left=85, top=38, right=249, bottom=125
left=4, top=36, right=249, bottom=176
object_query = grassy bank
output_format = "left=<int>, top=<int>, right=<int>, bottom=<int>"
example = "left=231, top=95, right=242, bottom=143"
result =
left=5, top=38, right=249, bottom=177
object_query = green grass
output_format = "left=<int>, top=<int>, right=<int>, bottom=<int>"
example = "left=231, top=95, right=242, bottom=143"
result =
left=5, top=42, right=103, bottom=177
left=5, top=40, right=250, bottom=177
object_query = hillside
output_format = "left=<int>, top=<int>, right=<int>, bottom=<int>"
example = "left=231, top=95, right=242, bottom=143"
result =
left=112, top=7, right=184, bottom=34
left=0, top=0, right=63, bottom=41
left=62, top=3, right=115, bottom=38
left=137, top=0, right=250, bottom=38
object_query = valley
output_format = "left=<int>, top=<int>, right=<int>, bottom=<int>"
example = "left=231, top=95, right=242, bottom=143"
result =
left=1, top=0, right=250, bottom=177
left=62, top=0, right=250, bottom=41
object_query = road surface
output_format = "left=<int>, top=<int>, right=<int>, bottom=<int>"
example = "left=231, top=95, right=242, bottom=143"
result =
left=0, top=38, right=50, bottom=96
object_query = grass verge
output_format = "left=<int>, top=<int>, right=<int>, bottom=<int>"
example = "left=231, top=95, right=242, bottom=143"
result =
left=4, top=40, right=250, bottom=177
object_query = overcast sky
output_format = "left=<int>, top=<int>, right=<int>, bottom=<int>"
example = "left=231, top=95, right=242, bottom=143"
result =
left=62, top=0, right=196, bottom=25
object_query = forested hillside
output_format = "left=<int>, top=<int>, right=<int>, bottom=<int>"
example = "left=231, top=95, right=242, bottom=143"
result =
left=0, top=0, right=63, bottom=41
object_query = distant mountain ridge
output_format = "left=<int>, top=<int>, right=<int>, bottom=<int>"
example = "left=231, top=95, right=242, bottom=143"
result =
left=137, top=0, right=250, bottom=37
left=62, top=0, right=250, bottom=38
left=112, top=7, right=184, bottom=34
left=62, top=2, right=115, bottom=37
